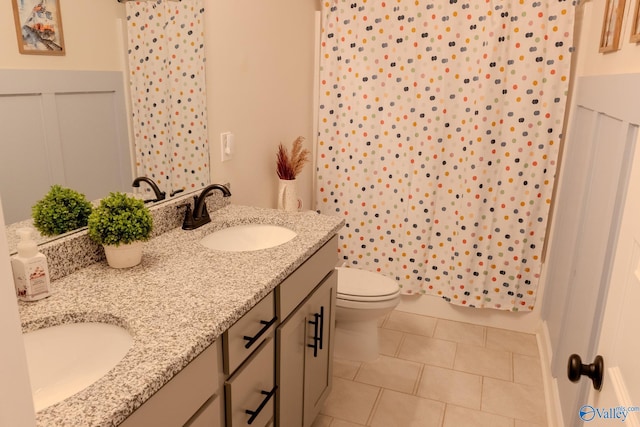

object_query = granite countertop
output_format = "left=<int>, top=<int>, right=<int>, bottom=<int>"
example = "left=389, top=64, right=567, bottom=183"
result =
left=18, top=204, right=344, bottom=427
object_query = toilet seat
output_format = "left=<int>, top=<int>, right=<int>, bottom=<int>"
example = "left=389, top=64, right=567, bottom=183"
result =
left=336, top=267, right=401, bottom=302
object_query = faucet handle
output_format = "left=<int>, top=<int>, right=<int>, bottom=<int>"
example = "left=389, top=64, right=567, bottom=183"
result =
left=178, top=203, right=195, bottom=230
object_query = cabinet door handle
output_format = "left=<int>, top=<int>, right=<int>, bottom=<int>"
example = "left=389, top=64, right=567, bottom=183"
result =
left=245, top=385, right=277, bottom=425
left=318, top=306, right=325, bottom=351
left=308, top=313, right=321, bottom=357
left=243, top=316, right=277, bottom=349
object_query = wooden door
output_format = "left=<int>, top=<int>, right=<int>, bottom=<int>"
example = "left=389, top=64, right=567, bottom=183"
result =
left=546, top=74, right=640, bottom=426
left=584, top=107, right=640, bottom=425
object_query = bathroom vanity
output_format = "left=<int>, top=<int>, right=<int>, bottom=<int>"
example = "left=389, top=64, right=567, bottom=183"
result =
left=17, top=204, right=343, bottom=426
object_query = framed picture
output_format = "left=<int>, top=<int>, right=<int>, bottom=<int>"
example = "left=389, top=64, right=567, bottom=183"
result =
left=600, top=0, right=626, bottom=53
left=631, top=0, right=640, bottom=42
left=11, top=0, right=65, bottom=55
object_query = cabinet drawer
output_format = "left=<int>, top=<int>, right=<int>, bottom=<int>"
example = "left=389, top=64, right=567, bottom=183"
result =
left=223, top=292, right=276, bottom=375
left=276, top=235, right=338, bottom=320
left=225, top=338, right=276, bottom=427
left=120, top=340, right=220, bottom=427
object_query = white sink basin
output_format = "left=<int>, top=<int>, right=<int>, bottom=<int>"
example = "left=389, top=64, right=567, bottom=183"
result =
left=23, top=322, right=133, bottom=411
left=200, top=224, right=297, bottom=252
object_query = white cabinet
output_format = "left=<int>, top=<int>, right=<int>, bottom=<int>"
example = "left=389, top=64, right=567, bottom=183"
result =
left=222, top=292, right=277, bottom=427
left=224, top=338, right=276, bottom=427
left=120, top=339, right=224, bottom=427
left=276, top=236, right=338, bottom=427
left=302, top=275, right=335, bottom=424
left=120, top=235, right=337, bottom=427
left=276, top=303, right=305, bottom=425
left=223, top=292, right=276, bottom=376
left=185, top=394, right=222, bottom=427
left=277, top=273, right=336, bottom=427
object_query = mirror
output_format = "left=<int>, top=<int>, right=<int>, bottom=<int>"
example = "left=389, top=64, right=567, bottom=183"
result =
left=0, top=69, right=137, bottom=253
left=0, top=69, right=134, bottom=224
left=0, top=69, right=198, bottom=254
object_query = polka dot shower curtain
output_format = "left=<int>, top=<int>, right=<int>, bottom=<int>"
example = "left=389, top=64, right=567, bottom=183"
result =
left=316, top=0, right=575, bottom=311
left=126, top=0, right=209, bottom=195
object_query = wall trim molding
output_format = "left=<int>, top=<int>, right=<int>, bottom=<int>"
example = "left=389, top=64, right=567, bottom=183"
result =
left=540, top=319, right=565, bottom=427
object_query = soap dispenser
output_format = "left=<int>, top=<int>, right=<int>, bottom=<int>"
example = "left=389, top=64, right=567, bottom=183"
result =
left=11, top=227, right=51, bottom=302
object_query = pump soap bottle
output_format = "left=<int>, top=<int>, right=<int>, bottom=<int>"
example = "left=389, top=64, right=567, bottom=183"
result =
left=11, top=227, right=51, bottom=301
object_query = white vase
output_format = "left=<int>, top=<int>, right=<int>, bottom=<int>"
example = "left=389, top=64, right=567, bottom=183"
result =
left=103, top=241, right=143, bottom=268
left=277, top=178, right=302, bottom=212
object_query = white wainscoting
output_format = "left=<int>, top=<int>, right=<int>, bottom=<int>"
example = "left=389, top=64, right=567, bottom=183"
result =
left=0, top=70, right=132, bottom=224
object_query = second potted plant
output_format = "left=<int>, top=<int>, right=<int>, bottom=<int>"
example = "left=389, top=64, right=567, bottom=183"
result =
left=87, top=192, right=153, bottom=268
left=32, top=185, right=93, bottom=236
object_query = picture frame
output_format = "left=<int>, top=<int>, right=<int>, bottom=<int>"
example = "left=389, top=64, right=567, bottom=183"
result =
left=11, top=0, right=65, bottom=55
left=600, top=0, right=626, bottom=53
left=631, top=0, right=640, bottom=42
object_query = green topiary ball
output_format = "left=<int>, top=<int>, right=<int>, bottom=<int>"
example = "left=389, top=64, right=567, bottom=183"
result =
left=32, top=185, right=93, bottom=236
left=87, top=192, right=153, bottom=246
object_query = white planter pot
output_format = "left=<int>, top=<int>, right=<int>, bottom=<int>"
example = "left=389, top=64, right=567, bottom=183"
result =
left=277, top=178, right=302, bottom=211
left=103, top=242, right=143, bottom=269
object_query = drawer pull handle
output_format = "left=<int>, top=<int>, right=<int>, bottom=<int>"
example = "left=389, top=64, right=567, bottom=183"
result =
left=245, top=386, right=277, bottom=425
left=243, top=316, right=278, bottom=349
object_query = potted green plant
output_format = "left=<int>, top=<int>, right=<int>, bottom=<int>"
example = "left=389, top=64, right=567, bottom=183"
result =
left=32, top=185, right=93, bottom=236
left=87, top=192, right=153, bottom=268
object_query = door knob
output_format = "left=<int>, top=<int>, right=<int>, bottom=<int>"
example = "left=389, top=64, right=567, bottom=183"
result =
left=567, top=354, right=604, bottom=391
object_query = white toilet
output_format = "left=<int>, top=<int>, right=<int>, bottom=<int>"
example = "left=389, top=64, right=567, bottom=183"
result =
left=334, top=267, right=401, bottom=362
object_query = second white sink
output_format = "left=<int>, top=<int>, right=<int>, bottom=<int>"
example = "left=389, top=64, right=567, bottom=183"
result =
left=23, top=322, right=133, bottom=412
left=200, top=224, right=297, bottom=252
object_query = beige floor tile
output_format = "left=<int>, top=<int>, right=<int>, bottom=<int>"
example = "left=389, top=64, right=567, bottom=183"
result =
left=379, top=328, right=404, bottom=357
left=513, top=353, right=543, bottom=387
left=482, top=377, right=547, bottom=424
left=324, top=310, right=547, bottom=427
left=333, top=358, right=361, bottom=380
left=382, top=311, right=437, bottom=337
left=332, top=420, right=367, bottom=427
left=486, top=328, right=538, bottom=357
left=514, top=420, right=547, bottom=427
left=398, top=333, right=457, bottom=368
left=354, top=355, right=422, bottom=394
left=443, top=404, right=514, bottom=427
left=453, top=343, right=512, bottom=381
left=377, top=313, right=390, bottom=327
left=416, top=365, right=483, bottom=410
left=311, top=414, right=332, bottom=427
left=370, top=389, right=445, bottom=427
left=320, top=377, right=380, bottom=425
left=434, top=319, right=486, bottom=346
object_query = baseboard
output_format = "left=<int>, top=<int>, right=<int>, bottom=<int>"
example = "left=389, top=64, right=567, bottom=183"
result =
left=396, top=293, right=542, bottom=333
left=539, top=320, right=565, bottom=427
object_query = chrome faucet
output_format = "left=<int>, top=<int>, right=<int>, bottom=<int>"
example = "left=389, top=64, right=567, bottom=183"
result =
left=132, top=177, right=166, bottom=203
left=181, top=184, right=231, bottom=230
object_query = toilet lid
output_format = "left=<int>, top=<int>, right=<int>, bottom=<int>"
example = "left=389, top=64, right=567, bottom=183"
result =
left=336, top=267, right=400, bottom=301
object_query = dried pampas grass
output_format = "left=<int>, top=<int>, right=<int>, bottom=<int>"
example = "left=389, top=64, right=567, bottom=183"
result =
left=276, top=136, right=310, bottom=180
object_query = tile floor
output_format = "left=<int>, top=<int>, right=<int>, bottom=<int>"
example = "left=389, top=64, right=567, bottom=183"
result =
left=313, top=310, right=547, bottom=427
